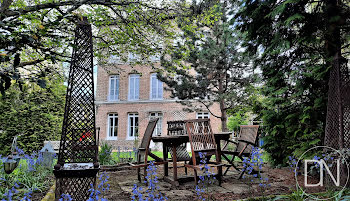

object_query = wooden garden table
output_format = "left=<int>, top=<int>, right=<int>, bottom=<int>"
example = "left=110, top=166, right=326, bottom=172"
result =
left=152, top=132, right=231, bottom=186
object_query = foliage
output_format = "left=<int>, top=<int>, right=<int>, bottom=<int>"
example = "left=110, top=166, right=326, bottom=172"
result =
left=0, top=149, right=54, bottom=200
left=59, top=194, right=73, bottom=201
left=233, top=0, right=350, bottom=166
left=158, top=1, right=254, bottom=131
left=227, top=111, right=249, bottom=133
left=99, top=142, right=114, bottom=165
left=132, top=161, right=167, bottom=201
left=241, top=147, right=270, bottom=196
left=0, top=77, right=65, bottom=155
left=87, top=172, right=110, bottom=201
left=0, top=0, right=196, bottom=94
left=195, top=152, right=217, bottom=201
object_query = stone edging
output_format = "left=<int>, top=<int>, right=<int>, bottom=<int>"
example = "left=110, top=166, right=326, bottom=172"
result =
left=41, top=184, right=55, bottom=201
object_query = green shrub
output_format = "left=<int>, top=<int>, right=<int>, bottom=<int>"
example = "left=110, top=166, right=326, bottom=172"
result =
left=99, top=142, right=114, bottom=165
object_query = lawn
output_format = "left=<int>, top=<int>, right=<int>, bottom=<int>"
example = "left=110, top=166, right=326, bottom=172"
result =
left=109, top=149, right=271, bottom=164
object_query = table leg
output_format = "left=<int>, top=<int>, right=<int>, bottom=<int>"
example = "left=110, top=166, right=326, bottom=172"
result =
left=163, top=143, right=168, bottom=176
left=216, top=138, right=222, bottom=163
left=216, top=138, right=223, bottom=185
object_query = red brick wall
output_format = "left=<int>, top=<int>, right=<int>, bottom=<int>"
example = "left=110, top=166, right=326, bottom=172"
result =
left=95, top=64, right=222, bottom=149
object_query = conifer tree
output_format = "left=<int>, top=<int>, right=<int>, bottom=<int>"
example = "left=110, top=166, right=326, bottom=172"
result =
left=234, top=0, right=350, bottom=165
left=159, top=2, right=252, bottom=131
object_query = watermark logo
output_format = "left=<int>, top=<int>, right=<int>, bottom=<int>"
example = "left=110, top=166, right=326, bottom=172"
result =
left=294, top=146, right=349, bottom=200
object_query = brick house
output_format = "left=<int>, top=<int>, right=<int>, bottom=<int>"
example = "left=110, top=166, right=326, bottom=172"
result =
left=95, top=60, right=222, bottom=150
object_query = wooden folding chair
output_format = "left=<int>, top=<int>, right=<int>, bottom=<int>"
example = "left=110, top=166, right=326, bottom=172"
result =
left=130, top=118, right=168, bottom=182
left=221, top=125, right=260, bottom=178
left=184, top=119, right=223, bottom=185
left=167, top=121, right=191, bottom=174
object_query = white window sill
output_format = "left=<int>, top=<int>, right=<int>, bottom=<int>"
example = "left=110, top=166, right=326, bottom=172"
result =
left=106, top=137, right=118, bottom=141
left=126, top=137, right=138, bottom=141
left=108, top=99, right=119, bottom=102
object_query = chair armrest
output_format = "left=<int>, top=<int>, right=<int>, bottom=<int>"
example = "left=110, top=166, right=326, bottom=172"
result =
left=237, top=139, right=257, bottom=146
left=226, top=139, right=238, bottom=144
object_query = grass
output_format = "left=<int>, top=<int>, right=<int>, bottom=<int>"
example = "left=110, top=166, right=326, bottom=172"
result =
left=110, top=149, right=271, bottom=164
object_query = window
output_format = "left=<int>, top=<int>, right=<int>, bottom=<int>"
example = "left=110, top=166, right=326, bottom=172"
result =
left=196, top=112, right=210, bottom=119
left=128, top=52, right=140, bottom=62
left=150, top=53, right=160, bottom=62
left=150, top=73, right=163, bottom=100
left=128, top=74, right=140, bottom=100
left=108, top=75, right=119, bottom=101
left=127, top=113, right=139, bottom=140
left=150, top=112, right=163, bottom=136
left=107, top=114, right=118, bottom=139
left=108, top=54, right=122, bottom=64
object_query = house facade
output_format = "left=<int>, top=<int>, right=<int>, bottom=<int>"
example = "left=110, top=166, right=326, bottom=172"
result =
left=95, top=61, right=222, bottom=149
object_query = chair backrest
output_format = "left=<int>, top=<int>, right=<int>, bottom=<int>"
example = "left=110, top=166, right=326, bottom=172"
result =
left=185, top=119, right=217, bottom=152
left=167, top=120, right=186, bottom=136
left=139, top=118, right=159, bottom=149
left=236, top=125, right=259, bottom=154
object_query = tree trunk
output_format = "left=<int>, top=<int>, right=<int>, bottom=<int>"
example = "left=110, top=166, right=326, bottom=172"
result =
left=218, top=74, right=228, bottom=132
left=219, top=98, right=228, bottom=132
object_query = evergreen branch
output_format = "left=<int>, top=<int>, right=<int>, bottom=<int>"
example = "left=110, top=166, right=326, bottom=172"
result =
left=197, top=99, right=221, bottom=119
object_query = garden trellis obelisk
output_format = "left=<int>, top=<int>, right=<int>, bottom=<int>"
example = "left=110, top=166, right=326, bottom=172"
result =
left=53, top=17, right=99, bottom=200
left=324, top=52, right=349, bottom=186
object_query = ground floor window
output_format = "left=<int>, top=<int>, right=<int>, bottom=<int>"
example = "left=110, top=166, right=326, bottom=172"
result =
left=107, top=113, right=118, bottom=140
left=128, top=113, right=139, bottom=140
left=196, top=112, right=210, bottom=119
left=150, top=112, right=163, bottom=136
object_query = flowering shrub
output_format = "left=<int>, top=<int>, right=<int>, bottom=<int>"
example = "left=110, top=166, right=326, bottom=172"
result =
left=59, top=194, right=73, bottom=201
left=241, top=147, right=270, bottom=195
left=88, top=172, right=110, bottom=201
left=194, top=152, right=216, bottom=201
left=132, top=161, right=167, bottom=201
left=0, top=148, right=52, bottom=200
left=99, top=142, right=113, bottom=165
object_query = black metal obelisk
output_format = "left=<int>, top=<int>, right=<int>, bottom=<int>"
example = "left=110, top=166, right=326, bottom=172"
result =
left=54, top=17, right=99, bottom=200
left=324, top=52, right=349, bottom=187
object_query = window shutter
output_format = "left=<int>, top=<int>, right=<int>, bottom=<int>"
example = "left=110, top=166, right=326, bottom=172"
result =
left=129, top=77, right=134, bottom=100
left=158, top=80, right=163, bottom=99
left=116, top=77, right=119, bottom=100
left=135, top=76, right=139, bottom=99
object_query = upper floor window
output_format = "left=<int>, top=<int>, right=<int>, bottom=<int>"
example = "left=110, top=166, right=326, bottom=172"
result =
left=107, top=113, right=118, bottom=140
left=108, top=54, right=122, bottom=64
left=128, top=74, right=140, bottom=100
left=127, top=113, right=139, bottom=140
left=196, top=112, right=210, bottom=119
left=150, top=112, right=163, bottom=136
left=128, top=52, right=140, bottom=62
left=150, top=73, right=163, bottom=100
left=109, top=75, right=119, bottom=101
left=150, top=53, right=160, bottom=62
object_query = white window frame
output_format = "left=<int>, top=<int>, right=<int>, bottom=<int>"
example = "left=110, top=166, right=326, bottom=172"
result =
left=150, top=73, right=163, bottom=100
left=107, top=113, right=118, bottom=140
left=127, top=113, right=139, bottom=140
left=196, top=112, right=210, bottom=119
left=108, top=75, right=119, bottom=101
left=149, top=112, right=163, bottom=136
left=128, top=74, right=140, bottom=100
left=128, top=52, right=140, bottom=62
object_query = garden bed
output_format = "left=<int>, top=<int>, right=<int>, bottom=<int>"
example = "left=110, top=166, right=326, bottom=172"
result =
left=99, top=163, right=329, bottom=200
